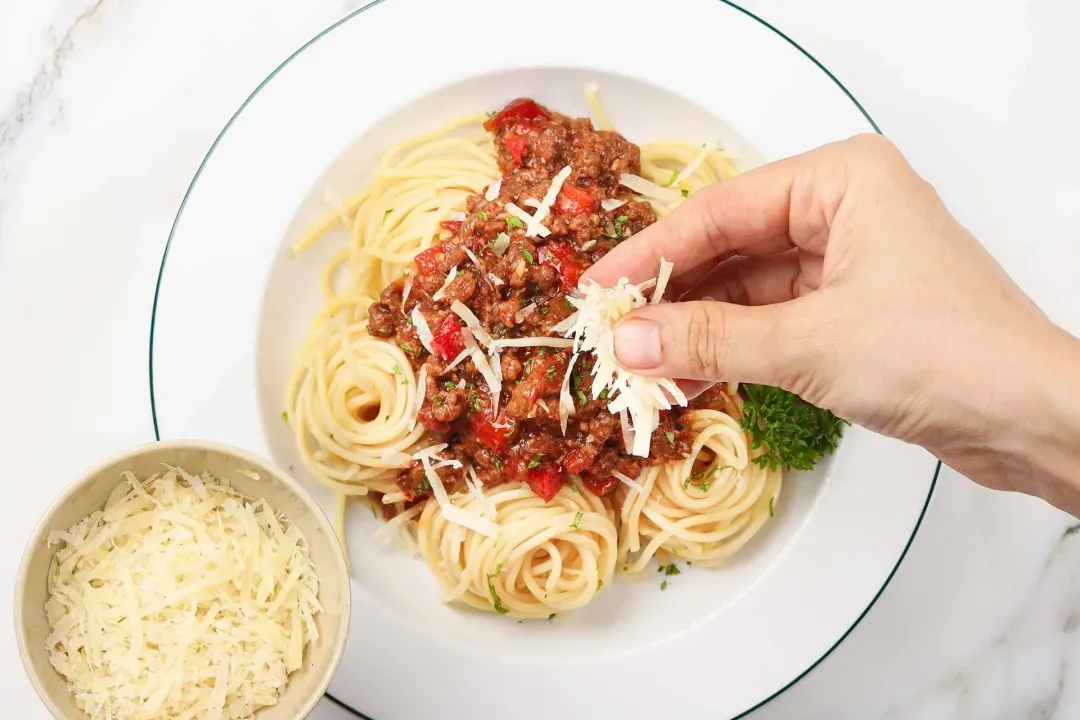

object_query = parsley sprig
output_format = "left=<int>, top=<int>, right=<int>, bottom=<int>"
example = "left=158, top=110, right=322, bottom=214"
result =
left=740, top=385, right=846, bottom=471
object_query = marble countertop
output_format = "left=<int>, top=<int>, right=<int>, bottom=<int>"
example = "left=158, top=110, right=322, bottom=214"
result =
left=2, top=1, right=1078, bottom=718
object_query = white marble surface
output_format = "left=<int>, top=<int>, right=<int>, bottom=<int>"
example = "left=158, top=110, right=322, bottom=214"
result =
left=1, top=1, right=1078, bottom=718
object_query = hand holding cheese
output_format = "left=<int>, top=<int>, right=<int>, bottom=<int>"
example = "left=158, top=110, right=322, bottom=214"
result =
left=588, top=134, right=1080, bottom=514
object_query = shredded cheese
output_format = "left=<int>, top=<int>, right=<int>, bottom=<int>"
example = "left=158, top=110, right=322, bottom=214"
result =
left=558, top=353, right=580, bottom=435
left=411, top=307, right=435, bottom=355
left=485, top=178, right=502, bottom=202
left=446, top=210, right=467, bottom=222
left=619, top=173, right=682, bottom=203
left=672, top=141, right=714, bottom=186
left=600, top=198, right=627, bottom=211
left=557, top=258, right=687, bottom=456
left=450, top=301, right=494, bottom=348
left=488, top=232, right=511, bottom=256
left=613, top=470, right=644, bottom=492
left=503, top=165, right=572, bottom=238
left=461, top=328, right=501, bottom=414
left=514, top=303, right=537, bottom=324
left=401, top=271, right=414, bottom=312
left=420, top=451, right=500, bottom=536
left=505, top=203, right=551, bottom=238
left=44, top=469, right=321, bottom=720
left=442, top=348, right=471, bottom=373
left=462, top=246, right=482, bottom=270
left=431, top=265, right=459, bottom=302
left=490, top=337, right=575, bottom=350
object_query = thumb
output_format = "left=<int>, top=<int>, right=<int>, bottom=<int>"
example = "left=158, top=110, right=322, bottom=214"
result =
left=612, top=300, right=814, bottom=386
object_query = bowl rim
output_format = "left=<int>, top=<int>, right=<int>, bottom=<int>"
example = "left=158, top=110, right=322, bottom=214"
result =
left=14, top=438, right=351, bottom=720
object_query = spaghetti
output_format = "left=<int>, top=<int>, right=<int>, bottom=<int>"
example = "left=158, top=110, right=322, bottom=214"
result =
left=285, top=88, right=773, bottom=619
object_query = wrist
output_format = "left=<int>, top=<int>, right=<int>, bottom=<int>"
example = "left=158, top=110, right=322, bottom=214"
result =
left=1007, top=324, right=1080, bottom=513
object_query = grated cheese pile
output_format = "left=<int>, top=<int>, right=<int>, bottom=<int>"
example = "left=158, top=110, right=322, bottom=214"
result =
left=553, top=258, right=688, bottom=457
left=44, top=467, right=322, bottom=720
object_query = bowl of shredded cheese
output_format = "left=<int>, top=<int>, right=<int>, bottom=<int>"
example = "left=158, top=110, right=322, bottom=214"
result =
left=15, top=440, right=350, bottom=720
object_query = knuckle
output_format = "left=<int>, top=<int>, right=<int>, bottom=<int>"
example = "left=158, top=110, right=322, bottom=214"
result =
left=683, top=303, right=725, bottom=379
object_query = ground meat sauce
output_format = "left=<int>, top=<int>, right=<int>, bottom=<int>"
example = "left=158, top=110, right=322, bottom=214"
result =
left=366, top=98, right=718, bottom=504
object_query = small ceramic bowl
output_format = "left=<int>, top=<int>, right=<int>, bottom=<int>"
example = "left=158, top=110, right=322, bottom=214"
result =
left=15, top=440, right=350, bottom=720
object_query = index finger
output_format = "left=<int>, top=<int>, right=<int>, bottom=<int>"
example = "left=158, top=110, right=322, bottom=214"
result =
left=583, top=146, right=837, bottom=288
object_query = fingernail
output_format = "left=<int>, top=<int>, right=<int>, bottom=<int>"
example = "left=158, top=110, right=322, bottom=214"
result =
left=614, top=318, right=662, bottom=369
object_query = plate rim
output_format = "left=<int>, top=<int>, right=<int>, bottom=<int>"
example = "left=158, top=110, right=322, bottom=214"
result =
left=147, top=1, right=936, bottom=718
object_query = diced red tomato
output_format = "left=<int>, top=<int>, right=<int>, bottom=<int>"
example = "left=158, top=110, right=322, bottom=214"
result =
left=431, top=316, right=465, bottom=360
left=414, top=245, right=443, bottom=275
left=440, top=220, right=462, bottom=233
left=503, top=125, right=533, bottom=165
left=555, top=183, right=596, bottom=215
left=470, top=408, right=516, bottom=452
left=416, top=407, right=448, bottom=433
left=562, top=446, right=596, bottom=475
left=581, top=474, right=619, bottom=497
left=525, top=463, right=565, bottom=502
left=537, top=241, right=585, bottom=293
left=484, top=98, right=548, bottom=131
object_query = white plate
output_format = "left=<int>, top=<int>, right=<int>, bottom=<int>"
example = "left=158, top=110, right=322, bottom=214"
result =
left=150, top=0, right=939, bottom=717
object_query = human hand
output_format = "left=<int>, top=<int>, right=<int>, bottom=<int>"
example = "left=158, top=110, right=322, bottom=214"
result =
left=586, top=134, right=1080, bottom=511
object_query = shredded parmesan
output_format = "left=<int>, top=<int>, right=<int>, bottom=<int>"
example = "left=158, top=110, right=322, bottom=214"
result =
left=514, top=303, right=537, bottom=324
left=462, top=246, right=482, bottom=270
left=485, top=178, right=502, bottom=202
left=490, top=337, right=575, bottom=350
left=580, top=240, right=597, bottom=252
left=601, top=198, right=627, bottom=211
left=558, top=353, right=580, bottom=435
left=488, top=273, right=505, bottom=286
left=420, top=452, right=500, bottom=536
left=672, top=141, right=714, bottom=186
left=461, top=329, right=501, bottom=413
left=465, top=465, right=498, bottom=521
left=431, top=265, right=459, bottom=302
left=613, top=470, right=644, bottom=492
left=450, top=301, right=494, bottom=348
left=619, top=173, right=682, bottom=203
left=488, top=232, right=511, bottom=256
left=446, top=211, right=467, bottom=222
left=505, top=203, right=551, bottom=238
left=503, top=165, right=572, bottom=239
left=373, top=502, right=423, bottom=554
left=401, top=272, right=413, bottom=312
left=411, top=307, right=435, bottom=355
left=442, top=348, right=470, bottom=373
left=557, top=259, right=686, bottom=456
left=44, top=469, right=322, bottom=720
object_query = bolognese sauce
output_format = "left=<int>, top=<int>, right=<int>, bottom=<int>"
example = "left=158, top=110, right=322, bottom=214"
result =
left=366, top=98, right=723, bottom=503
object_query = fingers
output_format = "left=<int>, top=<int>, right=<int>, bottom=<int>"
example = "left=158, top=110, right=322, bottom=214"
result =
left=612, top=299, right=820, bottom=385
left=679, top=252, right=823, bottom=305
left=585, top=144, right=848, bottom=288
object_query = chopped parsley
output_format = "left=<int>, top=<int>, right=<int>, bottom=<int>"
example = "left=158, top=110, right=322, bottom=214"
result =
left=570, top=484, right=579, bottom=493
left=492, top=456, right=504, bottom=470
left=681, top=188, right=690, bottom=198
left=576, top=389, right=587, bottom=406
left=661, top=580, right=669, bottom=591
left=659, top=563, right=681, bottom=576
left=700, top=479, right=713, bottom=492
left=468, top=392, right=482, bottom=412
left=539, top=305, right=549, bottom=315
left=520, top=246, right=534, bottom=264
left=415, top=478, right=431, bottom=495
left=570, top=511, right=583, bottom=529
left=486, top=110, right=496, bottom=117
left=548, top=613, right=557, bottom=620
left=506, top=216, right=525, bottom=230
left=477, top=211, right=488, bottom=221
left=571, top=374, right=581, bottom=390
left=598, top=387, right=609, bottom=400
left=433, top=395, right=444, bottom=405
left=741, top=385, right=846, bottom=471
left=487, top=563, right=509, bottom=615
left=597, top=579, right=603, bottom=592
left=527, top=454, right=544, bottom=469
left=665, top=430, right=675, bottom=445
left=769, top=496, right=776, bottom=517
left=565, top=298, right=575, bottom=311
left=444, top=380, right=456, bottom=391
left=546, top=365, right=557, bottom=379
left=391, top=363, right=407, bottom=385
left=665, top=169, right=679, bottom=187
left=382, top=208, right=392, bottom=223
left=281, top=411, right=288, bottom=423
